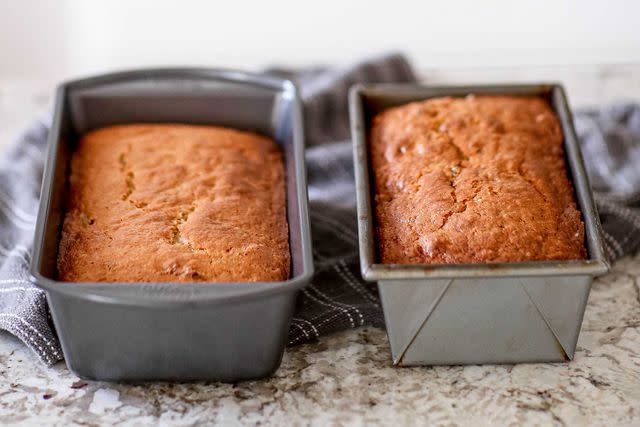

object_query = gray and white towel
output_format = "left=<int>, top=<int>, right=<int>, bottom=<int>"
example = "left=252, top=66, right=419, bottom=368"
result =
left=1, top=54, right=639, bottom=366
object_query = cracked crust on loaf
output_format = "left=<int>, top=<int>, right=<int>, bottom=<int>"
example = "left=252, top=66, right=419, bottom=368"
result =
left=57, top=123, right=290, bottom=282
left=370, top=95, right=587, bottom=264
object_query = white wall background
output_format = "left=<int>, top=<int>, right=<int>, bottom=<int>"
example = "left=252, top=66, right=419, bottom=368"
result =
left=1, top=0, right=639, bottom=82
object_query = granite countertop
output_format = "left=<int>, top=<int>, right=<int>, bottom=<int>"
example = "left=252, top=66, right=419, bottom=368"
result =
left=1, top=255, right=639, bottom=425
left=1, top=68, right=639, bottom=426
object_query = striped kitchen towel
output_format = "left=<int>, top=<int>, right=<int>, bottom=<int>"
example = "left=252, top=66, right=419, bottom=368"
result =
left=1, top=54, right=639, bottom=365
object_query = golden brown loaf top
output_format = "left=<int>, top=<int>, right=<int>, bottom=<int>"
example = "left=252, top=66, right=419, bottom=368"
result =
left=370, top=95, right=587, bottom=264
left=57, top=124, right=290, bottom=282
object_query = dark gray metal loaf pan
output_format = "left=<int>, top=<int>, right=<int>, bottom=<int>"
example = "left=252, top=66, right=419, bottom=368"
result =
left=30, top=69, right=314, bottom=381
left=350, top=83, right=609, bottom=366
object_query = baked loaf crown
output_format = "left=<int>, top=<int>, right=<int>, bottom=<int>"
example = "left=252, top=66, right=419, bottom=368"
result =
left=371, top=95, right=586, bottom=264
left=58, top=124, right=290, bottom=282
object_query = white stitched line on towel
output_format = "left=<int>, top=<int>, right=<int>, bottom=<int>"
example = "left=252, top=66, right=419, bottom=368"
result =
left=333, top=263, right=375, bottom=305
left=598, top=199, right=640, bottom=229
left=300, top=288, right=350, bottom=324
left=618, top=228, right=637, bottom=248
left=289, top=320, right=310, bottom=340
left=306, top=309, right=362, bottom=333
left=312, top=253, right=375, bottom=307
left=336, top=260, right=379, bottom=306
left=288, top=321, right=308, bottom=345
left=300, top=274, right=370, bottom=324
left=303, top=287, right=356, bottom=328
left=602, top=231, right=624, bottom=258
left=288, top=320, right=320, bottom=346
left=0, top=319, right=55, bottom=365
left=288, top=337, right=302, bottom=346
left=0, top=314, right=62, bottom=358
left=0, top=318, right=59, bottom=363
left=288, top=317, right=324, bottom=345
left=604, top=243, right=617, bottom=261
left=292, top=320, right=310, bottom=339
left=308, top=284, right=364, bottom=326
left=339, top=260, right=378, bottom=303
left=293, top=316, right=320, bottom=337
left=289, top=317, right=321, bottom=344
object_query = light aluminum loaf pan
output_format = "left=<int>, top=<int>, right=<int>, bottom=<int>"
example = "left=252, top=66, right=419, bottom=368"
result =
left=31, top=69, right=313, bottom=381
left=350, top=83, right=609, bottom=366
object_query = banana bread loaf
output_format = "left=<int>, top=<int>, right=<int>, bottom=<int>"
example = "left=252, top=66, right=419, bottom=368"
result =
left=57, top=124, right=290, bottom=282
left=370, top=95, right=586, bottom=264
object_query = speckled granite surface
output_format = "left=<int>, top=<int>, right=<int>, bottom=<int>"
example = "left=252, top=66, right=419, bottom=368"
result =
left=0, top=254, right=638, bottom=426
